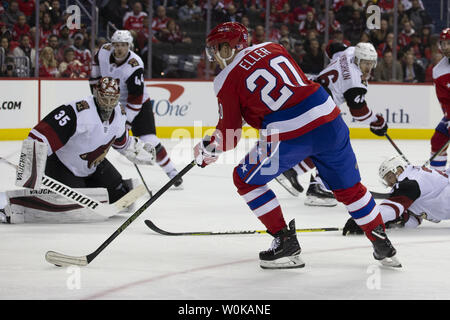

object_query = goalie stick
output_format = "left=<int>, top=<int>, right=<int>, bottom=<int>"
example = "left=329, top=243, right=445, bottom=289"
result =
left=45, top=160, right=196, bottom=267
left=0, top=156, right=147, bottom=216
left=384, top=133, right=411, bottom=165
left=144, top=219, right=341, bottom=236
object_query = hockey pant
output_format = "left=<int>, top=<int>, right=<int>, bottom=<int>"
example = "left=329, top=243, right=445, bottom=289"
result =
left=233, top=116, right=383, bottom=239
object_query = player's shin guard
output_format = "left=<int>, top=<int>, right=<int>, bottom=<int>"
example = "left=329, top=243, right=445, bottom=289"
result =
left=139, top=134, right=182, bottom=187
left=430, top=131, right=448, bottom=170
left=233, top=168, right=286, bottom=234
left=333, top=183, right=384, bottom=241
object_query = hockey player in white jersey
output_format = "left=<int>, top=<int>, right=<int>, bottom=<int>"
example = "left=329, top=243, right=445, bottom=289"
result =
left=0, top=77, right=155, bottom=223
left=276, top=42, right=388, bottom=207
left=343, top=155, right=450, bottom=234
left=89, top=30, right=183, bottom=187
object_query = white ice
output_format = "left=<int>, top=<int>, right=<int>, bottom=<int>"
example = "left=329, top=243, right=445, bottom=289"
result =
left=1, top=138, right=449, bottom=300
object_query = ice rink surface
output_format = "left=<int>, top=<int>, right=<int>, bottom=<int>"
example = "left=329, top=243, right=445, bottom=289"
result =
left=1, top=138, right=450, bottom=300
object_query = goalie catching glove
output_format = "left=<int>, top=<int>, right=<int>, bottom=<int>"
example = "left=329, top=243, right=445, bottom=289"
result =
left=120, top=136, right=156, bottom=165
left=194, top=136, right=221, bottom=168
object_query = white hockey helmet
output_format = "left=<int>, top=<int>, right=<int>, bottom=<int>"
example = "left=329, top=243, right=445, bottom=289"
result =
left=378, top=155, right=407, bottom=186
left=111, top=30, right=133, bottom=48
left=354, top=42, right=378, bottom=69
left=94, top=77, right=120, bottom=121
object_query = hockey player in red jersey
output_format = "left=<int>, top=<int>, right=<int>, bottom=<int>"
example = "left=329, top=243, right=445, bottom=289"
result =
left=90, top=30, right=183, bottom=187
left=430, top=28, right=450, bottom=171
left=343, top=156, right=450, bottom=234
left=276, top=42, right=388, bottom=207
left=193, top=22, right=401, bottom=269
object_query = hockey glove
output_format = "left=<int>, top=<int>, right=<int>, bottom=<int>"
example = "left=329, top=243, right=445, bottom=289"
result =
left=122, top=136, right=156, bottom=165
left=342, top=217, right=364, bottom=236
left=194, top=136, right=220, bottom=168
left=370, top=113, right=388, bottom=136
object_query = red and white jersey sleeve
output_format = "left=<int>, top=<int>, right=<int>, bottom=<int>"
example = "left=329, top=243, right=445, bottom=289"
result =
left=432, top=57, right=450, bottom=118
left=211, top=42, right=340, bottom=151
left=123, top=11, right=147, bottom=30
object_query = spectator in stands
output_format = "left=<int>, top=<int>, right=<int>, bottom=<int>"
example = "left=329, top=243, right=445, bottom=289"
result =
left=398, top=20, right=415, bottom=48
left=58, top=47, right=86, bottom=78
left=359, top=31, right=371, bottom=43
left=374, top=50, right=403, bottom=82
left=223, top=3, right=242, bottom=23
left=70, top=32, right=91, bottom=75
left=321, top=9, right=341, bottom=36
left=370, top=18, right=390, bottom=48
left=276, top=2, right=294, bottom=26
left=298, top=11, right=321, bottom=38
left=159, top=18, right=192, bottom=44
left=48, top=0, right=62, bottom=25
left=406, top=0, right=433, bottom=32
left=335, top=0, right=354, bottom=25
left=1, top=0, right=24, bottom=28
left=102, top=0, right=130, bottom=29
left=2, top=61, right=16, bottom=77
left=293, top=0, right=314, bottom=25
left=178, top=0, right=202, bottom=22
left=123, top=1, right=147, bottom=33
left=251, top=25, right=265, bottom=45
left=12, top=33, right=35, bottom=72
left=47, top=34, right=63, bottom=62
left=377, top=32, right=400, bottom=58
left=38, top=11, right=55, bottom=49
left=17, top=0, right=35, bottom=21
left=29, top=0, right=48, bottom=28
left=58, top=25, right=72, bottom=49
left=12, top=13, right=30, bottom=42
left=344, top=8, right=364, bottom=44
left=402, top=52, right=425, bottom=83
left=240, top=15, right=253, bottom=38
left=290, top=40, right=306, bottom=67
left=153, top=5, right=170, bottom=36
left=39, top=46, right=59, bottom=77
left=0, top=35, right=12, bottom=57
left=300, top=38, right=324, bottom=75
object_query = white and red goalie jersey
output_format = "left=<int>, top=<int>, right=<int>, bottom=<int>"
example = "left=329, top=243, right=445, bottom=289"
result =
left=315, top=46, right=378, bottom=124
left=432, top=56, right=450, bottom=118
left=90, top=43, right=150, bottom=124
left=380, top=165, right=450, bottom=227
left=211, top=42, right=340, bottom=151
left=28, top=96, right=129, bottom=177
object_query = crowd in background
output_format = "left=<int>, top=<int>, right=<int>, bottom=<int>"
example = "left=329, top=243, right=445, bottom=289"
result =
left=0, top=0, right=442, bottom=82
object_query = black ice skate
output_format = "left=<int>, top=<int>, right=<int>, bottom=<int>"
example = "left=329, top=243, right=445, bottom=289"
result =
left=371, top=225, right=402, bottom=268
left=304, top=175, right=337, bottom=207
left=275, top=168, right=303, bottom=196
left=259, top=219, right=305, bottom=269
left=0, top=208, right=10, bottom=224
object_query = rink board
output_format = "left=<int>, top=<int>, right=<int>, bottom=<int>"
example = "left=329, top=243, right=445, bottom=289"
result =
left=0, top=79, right=442, bottom=140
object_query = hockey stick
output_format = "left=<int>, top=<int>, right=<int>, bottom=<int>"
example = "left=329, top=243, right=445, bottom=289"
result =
left=423, top=139, right=450, bottom=167
left=45, top=160, right=196, bottom=267
left=134, top=164, right=152, bottom=197
left=384, top=133, right=410, bottom=164
left=0, top=156, right=147, bottom=216
left=144, top=219, right=341, bottom=236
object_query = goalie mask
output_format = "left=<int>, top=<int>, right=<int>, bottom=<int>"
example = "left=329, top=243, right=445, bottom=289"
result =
left=94, top=77, right=120, bottom=121
left=205, top=22, right=249, bottom=67
left=378, top=156, right=407, bottom=187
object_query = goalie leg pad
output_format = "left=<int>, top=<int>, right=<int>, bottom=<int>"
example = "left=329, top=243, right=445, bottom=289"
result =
left=4, top=188, right=109, bottom=223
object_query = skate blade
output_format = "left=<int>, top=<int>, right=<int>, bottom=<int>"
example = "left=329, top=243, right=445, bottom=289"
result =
left=304, top=196, right=337, bottom=207
left=260, top=255, right=305, bottom=270
left=379, top=255, right=402, bottom=268
left=274, top=176, right=300, bottom=197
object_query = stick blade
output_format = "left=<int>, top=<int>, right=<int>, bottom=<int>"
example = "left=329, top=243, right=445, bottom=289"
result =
left=45, top=251, right=89, bottom=267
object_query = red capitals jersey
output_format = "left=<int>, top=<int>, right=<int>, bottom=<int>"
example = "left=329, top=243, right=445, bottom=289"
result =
left=432, top=56, right=450, bottom=118
left=212, top=42, right=340, bottom=151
